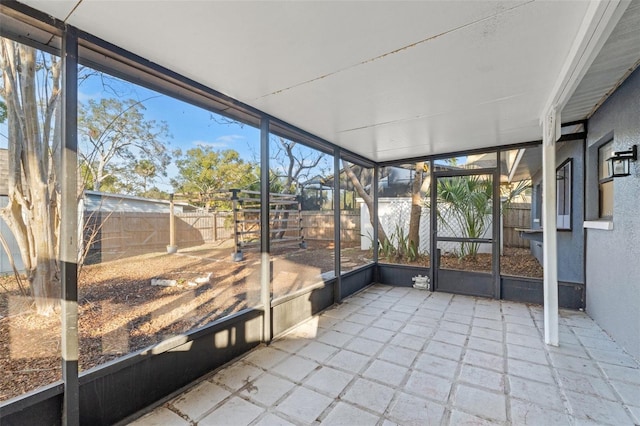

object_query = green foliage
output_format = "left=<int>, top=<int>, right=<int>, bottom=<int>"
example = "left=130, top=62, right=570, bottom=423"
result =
left=379, top=234, right=396, bottom=259
left=142, top=187, right=170, bottom=200
left=436, top=175, right=493, bottom=258
left=394, top=224, right=418, bottom=262
left=501, top=179, right=531, bottom=207
left=378, top=224, right=420, bottom=263
left=172, top=146, right=258, bottom=209
left=0, top=100, right=6, bottom=123
left=264, top=169, right=284, bottom=193
left=133, top=159, right=157, bottom=194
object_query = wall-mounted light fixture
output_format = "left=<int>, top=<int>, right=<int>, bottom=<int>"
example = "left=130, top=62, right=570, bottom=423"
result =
left=607, top=145, right=637, bottom=178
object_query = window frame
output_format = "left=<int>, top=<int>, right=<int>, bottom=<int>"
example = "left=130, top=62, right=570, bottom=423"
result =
left=556, top=158, right=573, bottom=230
left=598, top=140, right=614, bottom=219
left=531, top=184, right=540, bottom=224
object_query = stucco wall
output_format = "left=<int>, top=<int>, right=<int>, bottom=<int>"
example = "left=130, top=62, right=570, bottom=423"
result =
left=530, top=138, right=585, bottom=283
left=585, top=67, right=640, bottom=361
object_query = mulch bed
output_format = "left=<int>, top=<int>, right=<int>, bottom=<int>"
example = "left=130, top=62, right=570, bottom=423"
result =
left=0, top=242, right=539, bottom=401
left=380, top=247, right=544, bottom=277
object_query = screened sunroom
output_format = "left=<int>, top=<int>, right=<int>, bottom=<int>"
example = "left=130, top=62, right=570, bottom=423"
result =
left=1, top=1, right=639, bottom=425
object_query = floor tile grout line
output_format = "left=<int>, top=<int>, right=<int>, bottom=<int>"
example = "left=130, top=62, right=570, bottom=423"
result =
left=311, top=286, right=416, bottom=423
left=164, top=404, right=196, bottom=425
left=164, top=354, right=272, bottom=424
left=564, top=316, right=639, bottom=425
left=440, top=294, right=476, bottom=425
left=318, top=306, right=389, bottom=413
left=531, top=304, right=579, bottom=424
left=382, top=287, right=440, bottom=424
left=343, top=285, right=432, bottom=422
left=445, top=295, right=511, bottom=425
left=501, top=299, right=512, bottom=426
left=145, top=287, right=639, bottom=426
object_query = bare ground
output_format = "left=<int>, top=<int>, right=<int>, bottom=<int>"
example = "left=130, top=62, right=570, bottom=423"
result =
left=0, top=242, right=539, bottom=401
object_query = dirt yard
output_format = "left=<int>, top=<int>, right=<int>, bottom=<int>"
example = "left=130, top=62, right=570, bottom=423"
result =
left=0, top=241, right=539, bottom=401
left=0, top=240, right=368, bottom=401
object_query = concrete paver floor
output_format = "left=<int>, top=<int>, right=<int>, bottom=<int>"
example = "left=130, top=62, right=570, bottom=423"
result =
left=129, top=284, right=640, bottom=425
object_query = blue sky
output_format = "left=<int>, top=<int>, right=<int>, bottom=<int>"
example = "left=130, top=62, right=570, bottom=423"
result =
left=0, top=67, right=331, bottom=193
left=78, top=72, right=262, bottom=191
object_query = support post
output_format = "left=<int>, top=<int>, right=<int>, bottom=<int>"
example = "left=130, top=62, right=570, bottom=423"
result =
left=492, top=153, right=501, bottom=299
left=61, top=25, right=79, bottom=426
left=429, top=159, right=437, bottom=292
left=372, top=165, right=380, bottom=283
left=536, top=0, right=629, bottom=347
left=260, top=118, right=272, bottom=343
left=372, top=166, right=379, bottom=264
left=542, top=108, right=559, bottom=346
left=334, top=151, right=341, bottom=303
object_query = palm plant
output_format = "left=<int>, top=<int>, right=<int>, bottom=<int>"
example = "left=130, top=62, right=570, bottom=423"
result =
left=435, top=175, right=493, bottom=258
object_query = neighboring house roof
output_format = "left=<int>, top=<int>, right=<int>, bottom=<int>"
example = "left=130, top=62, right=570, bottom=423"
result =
left=83, top=190, right=196, bottom=213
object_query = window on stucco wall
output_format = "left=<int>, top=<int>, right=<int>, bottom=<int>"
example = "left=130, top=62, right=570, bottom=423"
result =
left=598, top=140, right=614, bottom=219
left=556, top=159, right=572, bottom=230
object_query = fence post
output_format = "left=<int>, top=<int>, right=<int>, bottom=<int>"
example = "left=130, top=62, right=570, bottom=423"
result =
left=167, top=194, right=177, bottom=253
left=213, top=211, right=218, bottom=242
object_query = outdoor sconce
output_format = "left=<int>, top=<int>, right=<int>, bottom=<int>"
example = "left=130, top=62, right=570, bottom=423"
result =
left=607, top=145, right=637, bottom=178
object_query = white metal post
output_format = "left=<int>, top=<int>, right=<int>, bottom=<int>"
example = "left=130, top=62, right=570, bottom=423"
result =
left=537, top=0, right=630, bottom=346
left=260, top=118, right=271, bottom=343
left=542, top=108, right=559, bottom=346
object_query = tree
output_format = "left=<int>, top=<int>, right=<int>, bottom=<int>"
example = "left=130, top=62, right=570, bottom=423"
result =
left=171, top=146, right=258, bottom=209
left=133, top=159, right=157, bottom=195
left=407, top=162, right=424, bottom=257
left=270, top=137, right=327, bottom=195
left=270, top=137, right=328, bottom=238
left=0, top=38, right=61, bottom=315
left=342, top=160, right=390, bottom=247
left=78, top=97, right=170, bottom=193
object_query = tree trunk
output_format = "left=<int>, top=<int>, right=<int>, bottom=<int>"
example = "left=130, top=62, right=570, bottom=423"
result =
left=0, top=39, right=61, bottom=315
left=408, top=162, right=424, bottom=252
left=342, top=160, right=390, bottom=247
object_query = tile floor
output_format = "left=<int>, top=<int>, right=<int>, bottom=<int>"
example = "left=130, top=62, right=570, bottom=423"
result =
left=130, top=284, right=640, bottom=425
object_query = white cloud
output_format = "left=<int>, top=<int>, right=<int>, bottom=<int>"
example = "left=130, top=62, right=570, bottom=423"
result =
left=192, top=134, right=245, bottom=148
left=215, top=134, right=245, bottom=144
left=78, top=90, right=100, bottom=103
left=192, top=140, right=228, bottom=148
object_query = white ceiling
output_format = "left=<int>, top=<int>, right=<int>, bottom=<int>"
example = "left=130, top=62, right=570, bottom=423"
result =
left=17, top=1, right=636, bottom=162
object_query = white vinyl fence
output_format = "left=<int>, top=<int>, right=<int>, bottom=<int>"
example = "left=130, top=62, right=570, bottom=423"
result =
left=361, top=197, right=493, bottom=255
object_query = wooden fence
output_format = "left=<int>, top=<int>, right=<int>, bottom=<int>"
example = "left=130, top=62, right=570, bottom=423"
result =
left=82, top=204, right=529, bottom=264
left=503, top=203, right=531, bottom=249
left=83, top=211, right=233, bottom=263
left=301, top=211, right=361, bottom=241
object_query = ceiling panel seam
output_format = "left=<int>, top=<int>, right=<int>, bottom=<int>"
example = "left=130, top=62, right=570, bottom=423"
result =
left=40, top=0, right=82, bottom=46
left=64, top=1, right=84, bottom=23
left=337, top=93, right=525, bottom=134
left=256, top=0, right=535, bottom=101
